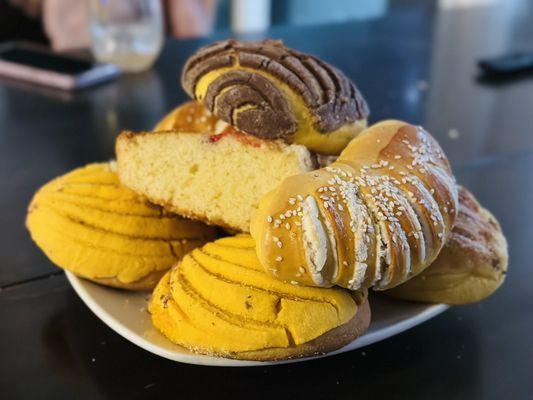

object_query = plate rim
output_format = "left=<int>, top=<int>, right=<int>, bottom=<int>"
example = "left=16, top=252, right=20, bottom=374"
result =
left=66, top=271, right=448, bottom=367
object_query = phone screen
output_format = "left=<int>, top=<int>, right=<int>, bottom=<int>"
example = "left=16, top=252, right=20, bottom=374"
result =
left=0, top=48, right=95, bottom=75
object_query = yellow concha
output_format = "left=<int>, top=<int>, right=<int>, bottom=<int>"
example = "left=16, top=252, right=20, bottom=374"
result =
left=150, top=235, right=364, bottom=359
left=26, top=162, right=217, bottom=290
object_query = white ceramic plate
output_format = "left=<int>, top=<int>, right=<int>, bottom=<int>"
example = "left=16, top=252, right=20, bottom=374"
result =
left=66, top=271, right=448, bottom=367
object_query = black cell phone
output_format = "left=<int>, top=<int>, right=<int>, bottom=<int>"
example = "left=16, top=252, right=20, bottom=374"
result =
left=0, top=42, right=120, bottom=90
left=479, top=52, right=533, bottom=77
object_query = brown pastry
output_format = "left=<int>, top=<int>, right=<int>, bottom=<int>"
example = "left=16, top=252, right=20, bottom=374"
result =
left=181, top=39, right=369, bottom=155
left=386, top=186, right=508, bottom=304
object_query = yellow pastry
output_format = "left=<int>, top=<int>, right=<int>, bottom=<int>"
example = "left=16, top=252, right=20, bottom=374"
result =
left=154, top=100, right=219, bottom=132
left=26, top=162, right=217, bottom=290
left=181, top=39, right=369, bottom=155
left=150, top=235, right=370, bottom=360
left=251, top=120, right=458, bottom=291
left=386, top=186, right=508, bottom=304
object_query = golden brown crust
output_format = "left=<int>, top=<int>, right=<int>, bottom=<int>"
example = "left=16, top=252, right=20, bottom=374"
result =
left=251, top=120, right=458, bottom=291
left=386, top=186, right=508, bottom=304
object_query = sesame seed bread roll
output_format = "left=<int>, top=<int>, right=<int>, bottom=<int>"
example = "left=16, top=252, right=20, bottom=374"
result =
left=386, top=186, right=508, bottom=304
left=251, top=120, right=459, bottom=291
left=149, top=235, right=370, bottom=361
left=182, top=39, right=369, bottom=155
left=26, top=163, right=217, bottom=291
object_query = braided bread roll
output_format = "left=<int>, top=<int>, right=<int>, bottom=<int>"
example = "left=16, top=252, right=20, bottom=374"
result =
left=251, top=120, right=459, bottom=290
left=182, top=39, right=369, bottom=155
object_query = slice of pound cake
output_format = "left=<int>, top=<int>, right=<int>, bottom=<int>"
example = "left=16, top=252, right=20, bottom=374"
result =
left=116, top=128, right=315, bottom=232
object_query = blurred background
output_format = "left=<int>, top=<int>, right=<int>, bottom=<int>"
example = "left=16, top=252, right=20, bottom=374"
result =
left=0, top=0, right=512, bottom=53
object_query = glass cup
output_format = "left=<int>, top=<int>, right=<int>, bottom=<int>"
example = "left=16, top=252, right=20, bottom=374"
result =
left=89, top=0, right=164, bottom=73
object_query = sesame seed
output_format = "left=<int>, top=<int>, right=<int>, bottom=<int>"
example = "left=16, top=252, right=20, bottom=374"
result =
left=285, top=223, right=291, bottom=230
left=266, top=216, right=273, bottom=223
left=275, top=256, right=283, bottom=262
left=276, top=241, right=283, bottom=248
left=290, top=281, right=299, bottom=285
left=289, top=198, right=296, bottom=205
left=297, top=195, right=304, bottom=201
left=299, top=267, right=306, bottom=273
left=394, top=155, right=402, bottom=159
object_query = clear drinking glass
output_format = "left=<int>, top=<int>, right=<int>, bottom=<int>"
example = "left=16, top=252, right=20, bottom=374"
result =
left=89, top=0, right=164, bottom=73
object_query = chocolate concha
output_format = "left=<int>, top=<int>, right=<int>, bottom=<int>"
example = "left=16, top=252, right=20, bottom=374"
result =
left=181, top=39, right=369, bottom=155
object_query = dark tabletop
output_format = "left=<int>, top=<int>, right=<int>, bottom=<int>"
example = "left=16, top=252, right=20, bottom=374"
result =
left=1, top=2, right=533, bottom=399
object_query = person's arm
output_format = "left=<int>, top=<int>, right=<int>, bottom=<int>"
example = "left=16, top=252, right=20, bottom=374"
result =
left=43, top=0, right=89, bottom=51
left=165, top=0, right=216, bottom=39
